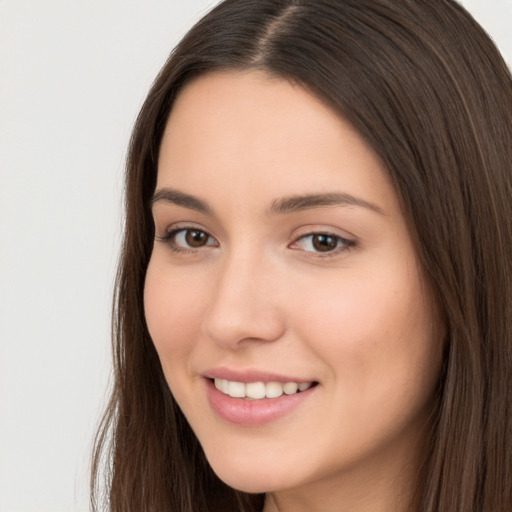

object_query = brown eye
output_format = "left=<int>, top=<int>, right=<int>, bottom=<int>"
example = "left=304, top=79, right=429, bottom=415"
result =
left=159, top=227, right=218, bottom=252
left=290, top=232, right=355, bottom=256
left=185, top=229, right=209, bottom=248
left=312, top=234, right=338, bottom=252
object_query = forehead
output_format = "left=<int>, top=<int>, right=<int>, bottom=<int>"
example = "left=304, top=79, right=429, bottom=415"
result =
left=157, top=70, right=397, bottom=216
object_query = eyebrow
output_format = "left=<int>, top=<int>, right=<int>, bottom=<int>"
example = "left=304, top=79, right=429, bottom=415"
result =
left=268, top=192, right=385, bottom=216
left=150, top=188, right=212, bottom=214
left=150, top=187, right=385, bottom=216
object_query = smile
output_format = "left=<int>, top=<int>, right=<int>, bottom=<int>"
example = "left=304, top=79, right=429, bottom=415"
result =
left=206, top=378, right=318, bottom=426
left=214, top=378, right=314, bottom=399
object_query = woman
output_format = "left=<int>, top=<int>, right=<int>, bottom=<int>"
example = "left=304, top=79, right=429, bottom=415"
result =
left=91, top=1, right=512, bottom=511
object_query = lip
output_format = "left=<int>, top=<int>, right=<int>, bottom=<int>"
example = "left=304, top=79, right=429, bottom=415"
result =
left=203, top=370, right=318, bottom=427
left=203, top=366, right=314, bottom=384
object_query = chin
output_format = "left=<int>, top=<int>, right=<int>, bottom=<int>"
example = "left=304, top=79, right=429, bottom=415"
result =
left=206, top=454, right=293, bottom=494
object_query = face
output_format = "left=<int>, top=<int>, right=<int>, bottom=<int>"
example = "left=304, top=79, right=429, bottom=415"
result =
left=144, top=71, right=442, bottom=502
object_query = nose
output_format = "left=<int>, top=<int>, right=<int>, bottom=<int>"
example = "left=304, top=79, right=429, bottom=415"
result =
left=202, top=250, right=286, bottom=349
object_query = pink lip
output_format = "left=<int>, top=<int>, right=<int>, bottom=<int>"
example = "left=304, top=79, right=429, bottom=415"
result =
left=204, top=377, right=317, bottom=427
left=203, top=367, right=313, bottom=384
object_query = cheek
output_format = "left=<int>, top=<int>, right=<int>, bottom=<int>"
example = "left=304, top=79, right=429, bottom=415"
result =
left=290, top=258, right=441, bottom=411
left=143, top=258, right=208, bottom=376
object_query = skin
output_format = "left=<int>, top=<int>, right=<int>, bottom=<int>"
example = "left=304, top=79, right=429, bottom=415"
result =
left=144, top=70, right=443, bottom=512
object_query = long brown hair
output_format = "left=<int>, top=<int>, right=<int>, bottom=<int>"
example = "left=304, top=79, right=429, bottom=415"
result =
left=91, top=1, right=512, bottom=510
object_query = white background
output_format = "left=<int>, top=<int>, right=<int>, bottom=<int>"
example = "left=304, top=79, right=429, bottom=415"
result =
left=0, top=1, right=510, bottom=511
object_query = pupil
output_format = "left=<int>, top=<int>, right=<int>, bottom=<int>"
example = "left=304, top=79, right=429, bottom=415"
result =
left=313, top=234, right=337, bottom=252
left=185, top=230, right=207, bottom=247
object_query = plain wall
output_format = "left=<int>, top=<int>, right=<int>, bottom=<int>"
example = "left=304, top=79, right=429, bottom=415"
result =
left=0, top=1, right=510, bottom=511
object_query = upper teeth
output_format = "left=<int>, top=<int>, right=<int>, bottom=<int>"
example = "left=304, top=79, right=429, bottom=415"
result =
left=214, top=378, right=313, bottom=400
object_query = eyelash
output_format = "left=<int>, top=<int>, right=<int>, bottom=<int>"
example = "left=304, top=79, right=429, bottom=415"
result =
left=156, top=227, right=356, bottom=258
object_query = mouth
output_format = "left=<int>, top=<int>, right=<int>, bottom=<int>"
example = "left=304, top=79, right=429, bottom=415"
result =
left=203, top=373, right=319, bottom=426
left=212, top=378, right=317, bottom=400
